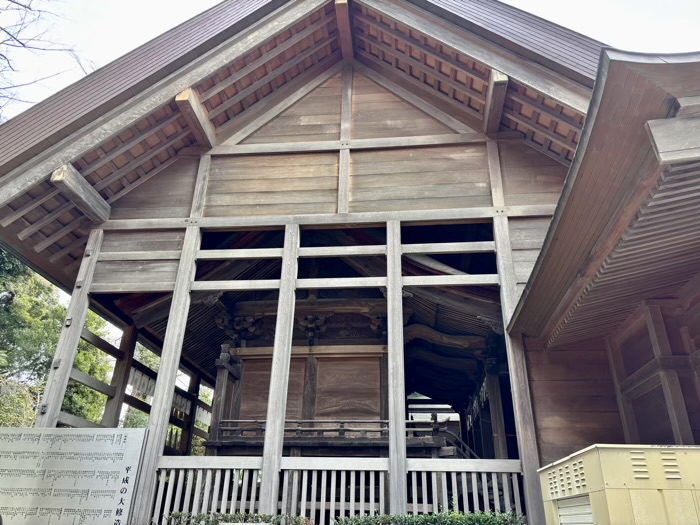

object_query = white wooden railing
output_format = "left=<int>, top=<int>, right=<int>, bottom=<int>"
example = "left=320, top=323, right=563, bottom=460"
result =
left=152, top=456, right=262, bottom=524
left=407, top=458, right=523, bottom=515
left=152, top=457, right=523, bottom=524
left=280, top=457, right=389, bottom=525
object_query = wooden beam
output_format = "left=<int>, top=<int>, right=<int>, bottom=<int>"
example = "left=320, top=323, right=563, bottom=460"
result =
left=101, top=204, right=556, bottom=231
left=101, top=324, right=138, bottom=427
left=50, top=164, right=110, bottom=223
left=179, top=374, right=202, bottom=455
left=0, top=0, right=329, bottom=209
left=335, top=0, right=354, bottom=60
left=647, top=115, right=700, bottom=166
left=338, top=63, right=353, bottom=213
left=488, top=141, right=544, bottom=523
left=259, top=224, right=300, bottom=514
left=35, top=229, right=104, bottom=427
left=386, top=220, right=407, bottom=514
left=605, top=337, right=640, bottom=443
left=483, top=70, right=508, bottom=135
left=175, top=88, right=216, bottom=147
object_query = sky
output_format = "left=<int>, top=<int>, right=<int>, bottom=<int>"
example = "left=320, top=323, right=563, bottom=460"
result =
left=3, top=0, right=699, bottom=120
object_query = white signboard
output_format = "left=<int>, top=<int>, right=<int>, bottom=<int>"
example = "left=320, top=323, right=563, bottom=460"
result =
left=0, top=428, right=146, bottom=525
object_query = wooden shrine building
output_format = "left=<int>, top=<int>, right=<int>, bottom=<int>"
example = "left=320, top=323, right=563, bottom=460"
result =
left=0, top=1, right=699, bottom=523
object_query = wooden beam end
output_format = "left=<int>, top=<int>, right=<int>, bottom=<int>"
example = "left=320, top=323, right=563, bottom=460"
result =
left=175, top=87, right=217, bottom=148
left=50, top=163, right=110, bottom=223
left=483, top=69, right=509, bottom=135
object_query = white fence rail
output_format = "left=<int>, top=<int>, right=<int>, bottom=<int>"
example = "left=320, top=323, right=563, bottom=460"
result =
left=151, top=457, right=523, bottom=523
left=152, top=457, right=263, bottom=524
left=280, top=457, right=389, bottom=525
left=407, top=459, right=523, bottom=515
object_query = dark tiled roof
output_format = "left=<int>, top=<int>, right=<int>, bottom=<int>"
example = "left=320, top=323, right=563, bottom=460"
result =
left=408, top=0, right=605, bottom=86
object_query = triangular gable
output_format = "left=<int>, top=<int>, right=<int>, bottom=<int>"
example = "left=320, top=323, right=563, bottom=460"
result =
left=239, top=72, right=343, bottom=144
left=351, top=71, right=461, bottom=138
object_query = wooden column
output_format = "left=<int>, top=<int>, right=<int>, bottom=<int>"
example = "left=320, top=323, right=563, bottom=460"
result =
left=35, top=228, right=103, bottom=428
left=132, top=155, right=210, bottom=523
left=101, top=323, right=138, bottom=427
left=488, top=141, right=544, bottom=523
left=387, top=220, right=407, bottom=514
left=302, top=357, right=318, bottom=421
left=259, top=224, right=300, bottom=514
left=179, top=374, right=201, bottom=455
left=605, top=337, right=640, bottom=443
left=646, top=305, right=694, bottom=444
left=486, top=373, right=508, bottom=459
left=209, top=353, right=239, bottom=447
left=337, top=63, right=352, bottom=214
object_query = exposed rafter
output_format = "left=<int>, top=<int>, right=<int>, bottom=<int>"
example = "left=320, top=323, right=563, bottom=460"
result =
left=50, top=164, right=110, bottom=223
left=335, top=0, right=354, bottom=60
left=483, top=70, right=508, bottom=134
left=175, top=88, right=217, bottom=147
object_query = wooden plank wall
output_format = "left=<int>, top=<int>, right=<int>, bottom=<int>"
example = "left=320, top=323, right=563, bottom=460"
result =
left=315, top=357, right=381, bottom=419
left=238, top=358, right=306, bottom=421
left=241, top=72, right=342, bottom=144
left=110, top=157, right=199, bottom=219
left=509, top=217, right=550, bottom=300
left=204, top=153, right=339, bottom=217
left=237, top=356, right=381, bottom=421
left=349, top=145, right=490, bottom=213
left=499, top=142, right=566, bottom=206
left=92, top=230, right=185, bottom=291
left=351, top=72, right=456, bottom=138
left=526, top=339, right=624, bottom=466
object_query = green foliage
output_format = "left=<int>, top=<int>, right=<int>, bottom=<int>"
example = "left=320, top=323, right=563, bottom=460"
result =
left=334, top=513, right=526, bottom=525
left=0, top=376, right=38, bottom=427
left=165, top=513, right=524, bottom=525
left=165, top=513, right=312, bottom=525
left=122, top=343, right=160, bottom=429
left=0, top=249, right=112, bottom=426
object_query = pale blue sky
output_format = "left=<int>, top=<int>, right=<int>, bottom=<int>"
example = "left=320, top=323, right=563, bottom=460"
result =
left=4, top=0, right=700, bottom=119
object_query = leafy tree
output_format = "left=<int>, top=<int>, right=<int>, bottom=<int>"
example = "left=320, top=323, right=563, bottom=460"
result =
left=122, top=343, right=160, bottom=428
left=0, top=249, right=112, bottom=425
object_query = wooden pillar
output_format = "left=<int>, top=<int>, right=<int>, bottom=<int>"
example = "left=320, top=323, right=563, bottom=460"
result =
left=35, top=228, right=104, bottom=428
left=605, top=337, right=640, bottom=443
left=259, top=224, right=300, bottom=514
left=387, top=220, right=407, bottom=514
left=488, top=141, right=544, bottom=523
left=486, top=373, right=508, bottom=459
left=337, top=63, right=352, bottom=214
left=209, top=354, right=234, bottom=446
left=179, top=374, right=201, bottom=455
left=302, top=356, right=318, bottom=422
left=645, top=305, right=694, bottom=444
left=132, top=155, right=210, bottom=523
left=101, top=323, right=138, bottom=427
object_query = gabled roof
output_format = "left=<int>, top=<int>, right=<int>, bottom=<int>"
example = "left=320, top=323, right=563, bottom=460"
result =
left=0, top=0, right=286, bottom=176
left=510, top=50, right=700, bottom=345
left=408, top=0, right=605, bottom=86
left=0, top=0, right=596, bottom=294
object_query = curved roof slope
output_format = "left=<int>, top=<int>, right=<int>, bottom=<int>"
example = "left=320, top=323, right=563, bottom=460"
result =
left=510, top=50, right=700, bottom=343
left=0, top=0, right=285, bottom=176
left=408, top=0, right=605, bottom=86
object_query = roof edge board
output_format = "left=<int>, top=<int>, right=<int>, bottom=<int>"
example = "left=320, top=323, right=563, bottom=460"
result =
left=0, top=0, right=331, bottom=210
left=507, top=49, right=700, bottom=338
left=356, top=0, right=592, bottom=114
left=405, top=0, right=604, bottom=88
